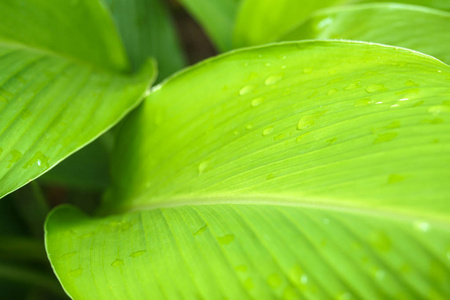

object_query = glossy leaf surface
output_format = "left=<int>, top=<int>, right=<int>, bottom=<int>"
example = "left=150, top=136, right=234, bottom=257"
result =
left=178, top=0, right=241, bottom=51
left=47, top=41, right=450, bottom=299
left=0, top=0, right=156, bottom=199
left=281, top=3, right=450, bottom=64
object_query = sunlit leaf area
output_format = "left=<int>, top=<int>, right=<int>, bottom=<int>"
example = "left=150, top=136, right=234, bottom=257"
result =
left=0, top=0, right=448, bottom=299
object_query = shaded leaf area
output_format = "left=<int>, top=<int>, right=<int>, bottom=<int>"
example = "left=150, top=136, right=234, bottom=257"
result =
left=0, top=46, right=155, bottom=199
left=104, top=0, right=186, bottom=80
left=0, top=191, right=67, bottom=299
left=233, top=0, right=346, bottom=48
left=280, top=3, right=450, bottom=64
left=0, top=0, right=128, bottom=72
left=39, top=138, right=111, bottom=191
left=46, top=204, right=450, bottom=299
left=107, top=41, right=450, bottom=220
left=177, top=0, right=241, bottom=51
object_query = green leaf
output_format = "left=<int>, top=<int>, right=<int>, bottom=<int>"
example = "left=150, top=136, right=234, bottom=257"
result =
left=0, top=0, right=129, bottom=72
left=350, top=0, right=450, bottom=12
left=103, top=0, right=186, bottom=79
left=280, top=3, right=450, bottom=64
left=178, top=0, right=241, bottom=51
left=0, top=0, right=156, bottom=199
left=47, top=41, right=450, bottom=298
left=233, top=0, right=346, bottom=48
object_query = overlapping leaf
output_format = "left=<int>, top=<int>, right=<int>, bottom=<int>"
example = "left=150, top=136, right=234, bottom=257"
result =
left=103, top=0, right=186, bottom=80
left=178, top=0, right=241, bottom=52
left=46, top=41, right=450, bottom=299
left=0, top=0, right=156, bottom=199
left=233, top=0, right=346, bottom=48
left=280, top=3, right=450, bottom=64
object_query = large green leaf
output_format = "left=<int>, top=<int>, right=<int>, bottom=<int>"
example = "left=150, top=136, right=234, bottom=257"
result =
left=0, top=0, right=156, bottom=199
left=103, top=0, right=186, bottom=79
left=46, top=41, right=450, bottom=298
left=351, top=0, right=450, bottom=12
left=280, top=3, right=450, bottom=64
left=233, top=0, right=346, bottom=48
left=178, top=0, right=241, bottom=52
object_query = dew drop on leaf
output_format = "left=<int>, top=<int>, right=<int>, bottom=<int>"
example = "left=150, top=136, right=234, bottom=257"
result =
left=262, top=127, right=273, bottom=136
left=217, top=234, right=235, bottom=245
left=194, top=224, right=207, bottom=236
left=198, top=161, right=209, bottom=175
left=251, top=97, right=263, bottom=107
left=353, top=98, right=373, bottom=107
left=265, top=75, right=282, bottom=86
left=111, top=259, right=124, bottom=268
left=387, top=174, right=405, bottom=184
left=365, top=84, right=387, bottom=93
left=373, top=132, right=398, bottom=144
left=23, top=151, right=49, bottom=169
left=239, top=85, right=255, bottom=96
left=7, top=150, right=22, bottom=168
left=130, top=250, right=147, bottom=258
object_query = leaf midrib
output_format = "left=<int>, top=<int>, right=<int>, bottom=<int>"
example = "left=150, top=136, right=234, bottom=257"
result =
left=106, top=194, right=450, bottom=228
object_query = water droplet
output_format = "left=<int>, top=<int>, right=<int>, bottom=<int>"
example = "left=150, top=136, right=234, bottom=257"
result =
left=251, top=97, right=263, bottom=107
left=20, top=109, right=31, bottom=120
left=239, top=85, right=255, bottom=96
left=265, top=62, right=271, bottom=67
left=111, top=259, right=124, bottom=268
left=412, top=100, right=424, bottom=107
left=281, top=65, right=287, bottom=69
left=130, top=250, right=147, bottom=258
left=297, top=113, right=322, bottom=130
left=245, top=124, right=253, bottom=130
left=326, top=137, right=337, bottom=145
left=7, top=150, right=22, bottom=168
left=69, top=267, right=83, bottom=277
left=373, top=132, right=398, bottom=144
left=316, top=17, right=333, bottom=30
left=273, top=134, right=285, bottom=141
left=0, top=87, right=13, bottom=102
left=398, top=98, right=409, bottom=101
left=23, top=151, right=49, bottom=169
left=60, top=252, right=77, bottom=260
left=265, top=75, right=282, bottom=86
left=198, top=161, right=209, bottom=175
left=323, top=218, right=330, bottom=225
left=235, top=265, right=248, bottom=272
left=262, top=127, right=273, bottom=136
left=344, top=81, right=361, bottom=91
left=414, top=221, right=429, bottom=232
left=365, top=84, right=387, bottom=93
left=404, top=80, right=419, bottom=87
left=327, top=89, right=338, bottom=96
left=428, top=105, right=450, bottom=115
left=388, top=174, right=405, bottom=184
left=267, top=273, right=282, bottom=288
left=266, top=173, right=276, bottom=180
left=390, top=104, right=399, bottom=108
left=300, top=275, right=308, bottom=284
left=233, top=130, right=239, bottom=135
left=385, top=121, right=400, bottom=129
left=353, top=98, right=373, bottom=107
left=217, top=234, right=235, bottom=245
left=375, top=269, right=386, bottom=280
left=194, top=224, right=207, bottom=236
left=303, top=68, right=313, bottom=74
